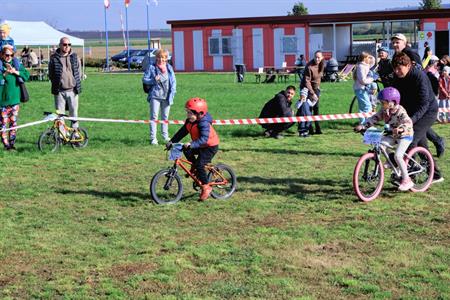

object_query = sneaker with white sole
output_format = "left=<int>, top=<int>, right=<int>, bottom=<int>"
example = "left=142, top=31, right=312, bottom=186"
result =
left=398, top=178, right=414, bottom=191
left=150, top=139, right=158, bottom=145
left=432, top=176, right=444, bottom=184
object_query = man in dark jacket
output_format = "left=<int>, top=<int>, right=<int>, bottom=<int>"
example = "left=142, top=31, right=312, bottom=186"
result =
left=300, top=50, right=325, bottom=135
left=376, top=46, right=393, bottom=87
left=392, top=52, right=443, bottom=183
left=48, top=37, right=82, bottom=129
left=391, top=33, right=421, bottom=68
left=259, top=85, right=296, bottom=139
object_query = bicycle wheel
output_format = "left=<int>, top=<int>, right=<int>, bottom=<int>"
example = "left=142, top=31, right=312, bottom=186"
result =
left=207, top=163, right=237, bottom=200
left=404, top=146, right=434, bottom=192
left=150, top=168, right=183, bottom=204
left=353, top=152, right=384, bottom=202
left=38, top=128, right=60, bottom=152
left=348, top=96, right=358, bottom=114
left=71, top=127, right=89, bottom=149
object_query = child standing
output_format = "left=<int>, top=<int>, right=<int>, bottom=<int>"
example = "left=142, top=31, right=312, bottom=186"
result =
left=355, top=87, right=415, bottom=191
left=166, top=97, right=220, bottom=201
left=0, top=23, right=23, bottom=85
left=438, top=66, right=450, bottom=122
left=353, top=52, right=375, bottom=124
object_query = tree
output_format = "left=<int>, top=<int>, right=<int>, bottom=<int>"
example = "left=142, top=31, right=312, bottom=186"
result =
left=419, top=0, right=442, bottom=9
left=287, top=2, right=308, bottom=16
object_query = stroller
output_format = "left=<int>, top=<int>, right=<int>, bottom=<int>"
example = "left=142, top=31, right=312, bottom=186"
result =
left=323, top=58, right=339, bottom=82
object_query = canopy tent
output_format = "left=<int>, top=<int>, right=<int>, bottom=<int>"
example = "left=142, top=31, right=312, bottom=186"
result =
left=5, top=20, right=84, bottom=46
left=3, top=20, right=85, bottom=73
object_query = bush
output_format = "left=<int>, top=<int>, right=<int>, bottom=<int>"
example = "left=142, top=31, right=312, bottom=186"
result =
left=84, top=57, right=106, bottom=68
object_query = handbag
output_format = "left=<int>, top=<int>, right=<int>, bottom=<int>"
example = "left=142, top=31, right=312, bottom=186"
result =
left=143, top=82, right=151, bottom=94
left=19, top=82, right=29, bottom=103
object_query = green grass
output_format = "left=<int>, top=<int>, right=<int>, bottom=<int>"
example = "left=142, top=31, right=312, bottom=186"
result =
left=0, top=72, right=449, bottom=299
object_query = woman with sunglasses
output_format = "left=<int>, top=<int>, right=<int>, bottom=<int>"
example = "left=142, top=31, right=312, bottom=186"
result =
left=0, top=45, right=29, bottom=151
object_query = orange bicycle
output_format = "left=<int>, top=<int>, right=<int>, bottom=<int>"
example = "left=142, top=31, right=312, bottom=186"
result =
left=150, top=143, right=237, bottom=204
left=38, top=112, right=89, bottom=152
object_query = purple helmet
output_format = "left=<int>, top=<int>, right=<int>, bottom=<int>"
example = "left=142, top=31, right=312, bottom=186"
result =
left=378, top=87, right=401, bottom=105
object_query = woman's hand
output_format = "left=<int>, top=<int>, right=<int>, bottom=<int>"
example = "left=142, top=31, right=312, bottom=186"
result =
left=155, top=75, right=161, bottom=81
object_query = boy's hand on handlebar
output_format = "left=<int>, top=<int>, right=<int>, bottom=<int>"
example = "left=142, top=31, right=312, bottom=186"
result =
left=392, top=127, right=403, bottom=135
left=183, top=142, right=191, bottom=149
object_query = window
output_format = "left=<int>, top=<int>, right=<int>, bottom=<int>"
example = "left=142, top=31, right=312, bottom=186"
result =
left=282, top=36, right=297, bottom=54
left=209, top=36, right=232, bottom=56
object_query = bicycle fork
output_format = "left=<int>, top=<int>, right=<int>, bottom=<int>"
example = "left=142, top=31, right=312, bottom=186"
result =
left=164, top=167, right=178, bottom=190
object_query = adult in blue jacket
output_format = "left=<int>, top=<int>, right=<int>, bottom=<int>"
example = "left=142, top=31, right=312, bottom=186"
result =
left=391, top=52, right=443, bottom=183
left=142, top=49, right=176, bottom=145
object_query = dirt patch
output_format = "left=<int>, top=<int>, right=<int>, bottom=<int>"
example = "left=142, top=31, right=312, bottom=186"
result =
left=108, top=262, right=157, bottom=282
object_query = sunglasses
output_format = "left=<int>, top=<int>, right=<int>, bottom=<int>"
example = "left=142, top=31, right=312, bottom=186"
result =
left=62, top=43, right=72, bottom=46
left=4, top=54, right=13, bottom=57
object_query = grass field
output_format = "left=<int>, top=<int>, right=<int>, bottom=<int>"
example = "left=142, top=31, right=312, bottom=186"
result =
left=0, top=72, right=449, bottom=299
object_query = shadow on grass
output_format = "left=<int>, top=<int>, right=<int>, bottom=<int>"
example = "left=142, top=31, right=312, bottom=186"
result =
left=56, top=189, right=201, bottom=204
left=237, top=176, right=355, bottom=201
left=57, top=189, right=149, bottom=202
left=221, top=147, right=361, bottom=158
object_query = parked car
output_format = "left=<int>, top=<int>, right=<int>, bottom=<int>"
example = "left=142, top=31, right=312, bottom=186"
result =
left=111, top=49, right=139, bottom=62
left=130, top=49, right=154, bottom=67
left=140, top=49, right=172, bottom=70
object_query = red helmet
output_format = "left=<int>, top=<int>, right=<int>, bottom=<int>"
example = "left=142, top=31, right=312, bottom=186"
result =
left=185, top=97, right=208, bottom=114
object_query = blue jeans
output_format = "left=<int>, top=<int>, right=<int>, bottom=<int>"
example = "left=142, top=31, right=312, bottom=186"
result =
left=296, top=101, right=311, bottom=133
left=355, top=89, right=372, bottom=124
left=149, top=98, right=171, bottom=142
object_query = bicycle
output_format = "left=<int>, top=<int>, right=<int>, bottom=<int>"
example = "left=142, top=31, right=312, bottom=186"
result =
left=353, top=127, right=435, bottom=202
left=150, top=143, right=237, bottom=204
left=37, top=112, right=89, bottom=152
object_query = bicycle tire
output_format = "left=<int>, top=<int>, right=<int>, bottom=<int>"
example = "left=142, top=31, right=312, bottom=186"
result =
left=71, top=127, right=89, bottom=149
left=150, top=168, right=183, bottom=204
left=404, top=146, right=434, bottom=192
left=353, top=152, right=384, bottom=202
left=207, top=163, right=237, bottom=200
left=348, top=96, right=358, bottom=114
left=37, top=128, right=60, bottom=152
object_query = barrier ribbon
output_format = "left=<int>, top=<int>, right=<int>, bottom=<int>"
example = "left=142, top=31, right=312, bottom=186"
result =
left=1, top=108, right=450, bottom=133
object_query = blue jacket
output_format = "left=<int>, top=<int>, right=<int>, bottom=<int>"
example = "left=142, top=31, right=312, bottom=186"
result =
left=142, top=63, right=176, bottom=105
left=0, top=37, right=16, bottom=51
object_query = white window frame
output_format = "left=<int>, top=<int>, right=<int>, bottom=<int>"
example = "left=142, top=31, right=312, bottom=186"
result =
left=208, top=36, right=232, bottom=56
left=282, top=35, right=298, bottom=54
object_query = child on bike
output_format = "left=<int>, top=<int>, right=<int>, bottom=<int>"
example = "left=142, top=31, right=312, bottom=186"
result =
left=166, top=97, right=219, bottom=201
left=354, top=87, right=415, bottom=191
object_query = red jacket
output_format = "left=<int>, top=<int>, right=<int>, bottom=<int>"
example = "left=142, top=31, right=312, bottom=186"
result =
left=438, top=76, right=450, bottom=100
left=171, top=112, right=219, bottom=148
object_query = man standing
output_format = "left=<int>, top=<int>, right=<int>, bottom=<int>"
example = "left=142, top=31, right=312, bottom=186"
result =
left=259, top=85, right=296, bottom=139
left=391, top=33, right=421, bottom=68
left=48, top=37, right=82, bottom=129
left=298, top=50, right=325, bottom=135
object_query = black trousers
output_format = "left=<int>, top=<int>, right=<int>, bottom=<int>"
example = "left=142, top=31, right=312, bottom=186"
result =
left=411, top=112, right=441, bottom=178
left=427, top=128, right=442, bottom=149
left=183, top=145, right=219, bottom=184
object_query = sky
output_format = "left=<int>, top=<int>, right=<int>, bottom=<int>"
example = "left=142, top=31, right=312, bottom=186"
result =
left=1, top=0, right=448, bottom=31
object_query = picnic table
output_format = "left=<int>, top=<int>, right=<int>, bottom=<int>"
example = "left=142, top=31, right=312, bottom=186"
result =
left=256, top=66, right=304, bottom=83
left=28, top=67, right=49, bottom=81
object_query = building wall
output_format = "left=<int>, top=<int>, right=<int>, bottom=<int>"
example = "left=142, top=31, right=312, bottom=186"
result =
left=172, top=24, right=306, bottom=72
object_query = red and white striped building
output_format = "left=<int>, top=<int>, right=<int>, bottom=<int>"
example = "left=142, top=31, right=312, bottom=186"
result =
left=167, top=9, right=450, bottom=72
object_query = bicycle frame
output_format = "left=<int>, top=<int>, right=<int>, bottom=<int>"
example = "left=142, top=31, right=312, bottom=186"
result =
left=169, top=157, right=229, bottom=188
left=51, top=116, right=84, bottom=144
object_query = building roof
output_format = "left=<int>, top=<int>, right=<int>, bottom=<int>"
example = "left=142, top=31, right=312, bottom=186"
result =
left=167, top=8, right=450, bottom=28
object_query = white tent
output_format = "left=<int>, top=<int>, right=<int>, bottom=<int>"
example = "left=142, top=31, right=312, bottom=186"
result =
left=4, top=20, right=85, bottom=72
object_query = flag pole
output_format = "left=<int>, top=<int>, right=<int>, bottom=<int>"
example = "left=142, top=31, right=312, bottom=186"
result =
left=104, top=3, right=110, bottom=71
left=146, top=0, right=151, bottom=51
left=125, top=2, right=130, bottom=71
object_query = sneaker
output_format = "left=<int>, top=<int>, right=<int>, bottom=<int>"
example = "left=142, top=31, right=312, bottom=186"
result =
left=398, top=178, right=414, bottom=191
left=271, top=133, right=283, bottom=139
left=150, top=139, right=158, bottom=145
left=432, top=176, right=444, bottom=184
left=308, top=127, right=315, bottom=135
left=299, top=132, right=309, bottom=138
left=199, top=184, right=213, bottom=201
left=315, top=128, right=323, bottom=135
left=436, top=137, right=445, bottom=158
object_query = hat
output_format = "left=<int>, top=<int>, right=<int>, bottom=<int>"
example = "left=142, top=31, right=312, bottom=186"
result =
left=391, top=33, right=407, bottom=42
left=377, top=46, right=389, bottom=53
left=443, top=66, right=450, bottom=73
left=429, top=55, right=439, bottom=62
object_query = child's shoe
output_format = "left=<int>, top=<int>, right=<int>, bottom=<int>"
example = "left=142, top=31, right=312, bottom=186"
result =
left=199, top=184, right=212, bottom=201
left=398, top=178, right=414, bottom=191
